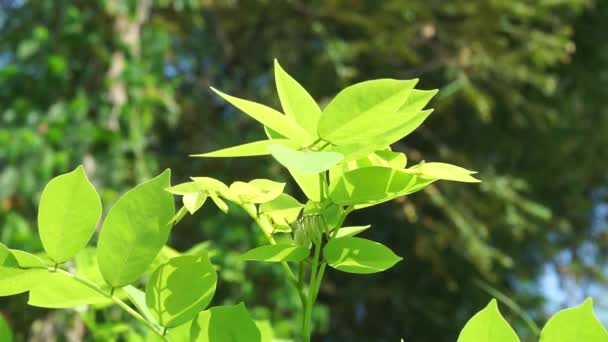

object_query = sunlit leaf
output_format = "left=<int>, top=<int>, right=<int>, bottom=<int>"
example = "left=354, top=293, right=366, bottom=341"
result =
left=146, top=254, right=217, bottom=328
left=38, top=165, right=102, bottom=263
left=457, top=299, right=519, bottom=342
left=211, top=87, right=312, bottom=146
left=334, top=225, right=371, bottom=238
left=97, top=169, right=175, bottom=287
left=240, top=244, right=309, bottom=262
left=230, top=179, right=285, bottom=203
left=191, top=139, right=295, bottom=158
left=274, top=59, right=321, bottom=138
left=191, top=303, right=261, bottom=342
left=323, top=237, right=402, bottom=274
left=268, top=144, right=343, bottom=175
left=412, top=162, right=481, bottom=183
left=125, top=285, right=161, bottom=328
left=260, top=193, right=304, bottom=227
left=329, top=166, right=435, bottom=206
left=540, top=298, right=608, bottom=342
left=318, top=79, right=418, bottom=145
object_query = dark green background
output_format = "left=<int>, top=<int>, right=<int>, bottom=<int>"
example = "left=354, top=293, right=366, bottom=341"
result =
left=1, top=0, right=607, bottom=341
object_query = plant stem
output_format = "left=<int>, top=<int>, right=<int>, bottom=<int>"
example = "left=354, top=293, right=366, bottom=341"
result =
left=242, top=204, right=306, bottom=306
left=302, top=241, right=322, bottom=342
left=23, top=266, right=167, bottom=340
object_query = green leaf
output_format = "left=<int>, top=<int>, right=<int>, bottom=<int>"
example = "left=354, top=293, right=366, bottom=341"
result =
left=0, top=244, right=48, bottom=296
left=412, top=162, right=481, bottom=183
left=37, top=165, right=102, bottom=263
left=146, top=254, right=217, bottom=328
left=211, top=87, right=312, bottom=146
left=10, top=249, right=48, bottom=268
left=329, top=166, right=435, bottom=206
left=183, top=192, right=207, bottom=214
left=335, top=225, right=371, bottom=238
left=268, top=144, right=344, bottom=175
left=396, top=89, right=438, bottom=113
left=191, top=139, right=295, bottom=158
left=97, top=169, right=175, bottom=287
left=457, top=299, right=520, bottom=342
left=209, top=193, right=229, bottom=213
left=255, top=320, right=274, bottom=342
left=190, top=303, right=261, bottom=342
left=229, top=179, right=285, bottom=203
left=332, top=109, right=434, bottom=162
left=0, top=314, right=13, bottom=342
left=260, top=193, right=304, bottom=227
left=323, top=237, right=402, bottom=274
left=318, top=79, right=418, bottom=145
left=27, top=272, right=112, bottom=308
left=539, top=298, right=608, bottom=342
left=240, top=244, right=309, bottom=262
left=291, top=171, right=321, bottom=202
left=125, top=286, right=160, bottom=326
left=274, top=59, right=321, bottom=138
left=330, top=150, right=407, bottom=184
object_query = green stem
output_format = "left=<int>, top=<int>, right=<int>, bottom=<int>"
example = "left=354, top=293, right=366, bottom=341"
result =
left=242, top=204, right=306, bottom=307
left=303, top=241, right=323, bottom=342
left=42, top=268, right=167, bottom=340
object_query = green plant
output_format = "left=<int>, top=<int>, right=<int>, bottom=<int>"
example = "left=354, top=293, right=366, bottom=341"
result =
left=0, top=60, right=605, bottom=342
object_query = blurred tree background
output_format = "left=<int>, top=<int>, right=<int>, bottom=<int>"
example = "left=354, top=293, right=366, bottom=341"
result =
left=1, top=0, right=607, bottom=341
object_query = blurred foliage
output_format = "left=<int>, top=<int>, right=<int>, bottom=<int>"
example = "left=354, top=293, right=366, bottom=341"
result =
left=1, top=0, right=607, bottom=341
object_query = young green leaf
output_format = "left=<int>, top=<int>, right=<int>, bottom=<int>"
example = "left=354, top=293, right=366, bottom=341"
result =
left=125, top=285, right=161, bottom=327
left=240, top=244, right=309, bottom=263
left=329, top=166, right=424, bottom=206
left=260, top=193, right=304, bottom=227
left=334, top=225, right=372, bottom=238
left=412, top=162, right=481, bottom=183
left=291, top=171, right=322, bottom=202
left=209, top=193, right=229, bottom=213
left=318, top=79, right=418, bottom=145
left=268, top=144, right=344, bottom=175
left=183, top=192, right=207, bottom=214
left=396, top=89, right=438, bottom=113
left=210, top=87, right=312, bottom=146
left=230, top=179, right=285, bottom=203
left=37, top=165, right=102, bottom=263
left=332, top=109, right=434, bottom=162
left=0, top=244, right=48, bottom=296
left=27, top=272, right=112, bottom=308
left=323, top=237, right=402, bottom=274
left=457, top=299, right=520, bottom=342
left=191, top=139, right=296, bottom=158
left=274, top=59, right=321, bottom=138
left=146, top=253, right=217, bottom=328
left=255, top=320, right=274, bottom=342
left=190, top=303, right=262, bottom=342
left=539, top=298, right=608, bottom=342
left=97, top=169, right=175, bottom=287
